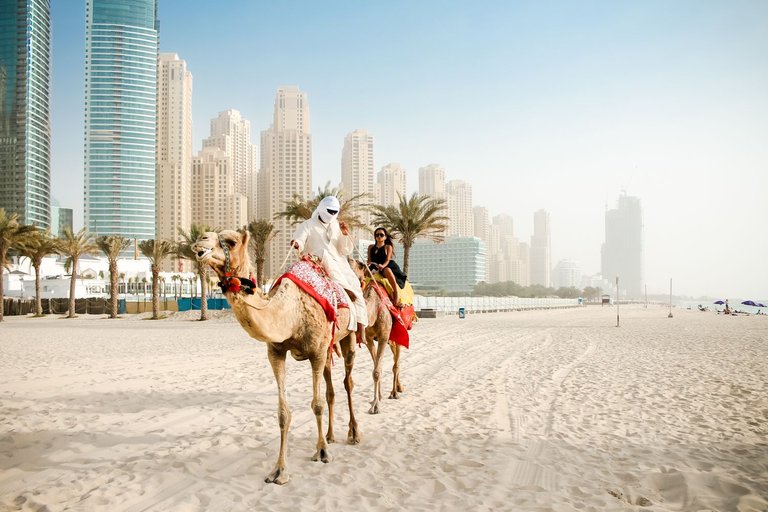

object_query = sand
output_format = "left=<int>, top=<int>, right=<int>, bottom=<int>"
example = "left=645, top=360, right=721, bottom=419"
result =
left=0, top=306, right=766, bottom=512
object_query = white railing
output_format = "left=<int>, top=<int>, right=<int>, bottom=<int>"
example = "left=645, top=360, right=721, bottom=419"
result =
left=413, top=296, right=580, bottom=314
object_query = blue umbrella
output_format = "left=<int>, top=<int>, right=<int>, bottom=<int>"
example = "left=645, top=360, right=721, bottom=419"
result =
left=741, top=300, right=758, bottom=307
left=757, top=303, right=766, bottom=308
left=713, top=300, right=725, bottom=305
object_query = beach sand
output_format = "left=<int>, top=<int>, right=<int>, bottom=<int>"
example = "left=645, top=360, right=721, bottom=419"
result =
left=1, top=306, right=766, bottom=511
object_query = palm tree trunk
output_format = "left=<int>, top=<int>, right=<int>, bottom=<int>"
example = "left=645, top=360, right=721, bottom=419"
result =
left=33, top=262, right=43, bottom=316
left=198, top=266, right=208, bottom=321
left=256, top=258, right=264, bottom=287
left=0, top=263, right=5, bottom=322
left=402, top=244, right=411, bottom=276
left=68, top=256, right=78, bottom=318
left=152, top=266, right=160, bottom=320
left=109, top=260, right=118, bottom=318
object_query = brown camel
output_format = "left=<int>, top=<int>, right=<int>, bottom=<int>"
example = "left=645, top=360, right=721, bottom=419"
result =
left=349, top=260, right=405, bottom=414
left=192, top=229, right=361, bottom=485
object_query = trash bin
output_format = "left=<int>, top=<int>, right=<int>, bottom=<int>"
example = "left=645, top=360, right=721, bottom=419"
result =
left=458, top=307, right=465, bottom=319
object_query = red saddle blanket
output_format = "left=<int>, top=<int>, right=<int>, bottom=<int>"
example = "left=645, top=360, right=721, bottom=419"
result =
left=272, top=257, right=349, bottom=324
left=369, top=282, right=413, bottom=349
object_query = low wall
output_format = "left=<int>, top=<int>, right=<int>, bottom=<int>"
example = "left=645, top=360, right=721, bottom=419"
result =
left=415, top=296, right=580, bottom=317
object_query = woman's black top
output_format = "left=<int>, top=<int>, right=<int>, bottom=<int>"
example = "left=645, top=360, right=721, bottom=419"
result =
left=369, top=245, right=407, bottom=289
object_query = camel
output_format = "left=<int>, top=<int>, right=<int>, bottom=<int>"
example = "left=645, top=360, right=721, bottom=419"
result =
left=349, top=260, right=405, bottom=414
left=192, top=229, right=361, bottom=485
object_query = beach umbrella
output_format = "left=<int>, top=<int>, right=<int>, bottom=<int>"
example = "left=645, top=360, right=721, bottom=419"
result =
left=713, top=300, right=725, bottom=305
left=741, top=300, right=758, bottom=307
left=757, top=303, right=766, bottom=308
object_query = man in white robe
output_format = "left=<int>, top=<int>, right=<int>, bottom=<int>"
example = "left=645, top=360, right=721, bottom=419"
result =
left=290, top=196, right=368, bottom=344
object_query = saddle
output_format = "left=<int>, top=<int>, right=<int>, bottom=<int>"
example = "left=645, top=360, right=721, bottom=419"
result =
left=272, top=256, right=349, bottom=324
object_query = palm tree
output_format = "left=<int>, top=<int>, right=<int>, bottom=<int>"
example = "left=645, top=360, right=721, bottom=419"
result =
left=369, top=192, right=449, bottom=275
left=138, top=239, right=174, bottom=320
left=95, top=235, right=131, bottom=318
left=0, top=209, right=37, bottom=322
left=59, top=227, right=97, bottom=318
left=275, top=181, right=371, bottom=231
left=16, top=228, right=61, bottom=316
left=245, top=219, right=277, bottom=287
left=178, top=223, right=214, bottom=321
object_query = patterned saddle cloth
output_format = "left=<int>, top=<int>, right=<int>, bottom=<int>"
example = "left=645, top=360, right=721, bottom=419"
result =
left=272, top=256, right=349, bottom=324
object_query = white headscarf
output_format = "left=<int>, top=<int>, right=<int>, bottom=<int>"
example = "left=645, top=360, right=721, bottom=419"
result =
left=316, top=196, right=341, bottom=224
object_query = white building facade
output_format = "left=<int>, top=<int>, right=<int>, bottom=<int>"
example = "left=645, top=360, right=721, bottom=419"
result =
left=257, top=86, right=312, bottom=277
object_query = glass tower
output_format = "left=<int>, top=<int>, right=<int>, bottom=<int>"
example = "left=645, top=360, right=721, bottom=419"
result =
left=84, top=0, right=158, bottom=239
left=0, top=0, right=51, bottom=228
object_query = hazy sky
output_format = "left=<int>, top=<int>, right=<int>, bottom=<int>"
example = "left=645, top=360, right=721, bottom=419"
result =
left=49, top=0, right=768, bottom=299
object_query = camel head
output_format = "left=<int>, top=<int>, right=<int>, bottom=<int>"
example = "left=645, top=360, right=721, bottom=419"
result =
left=348, top=258, right=368, bottom=285
left=192, top=230, right=252, bottom=280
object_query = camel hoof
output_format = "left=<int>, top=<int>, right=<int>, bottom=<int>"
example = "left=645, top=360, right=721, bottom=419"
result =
left=368, top=403, right=380, bottom=414
left=389, top=391, right=399, bottom=399
left=312, top=447, right=331, bottom=463
left=348, top=428, right=361, bottom=445
left=326, top=433, right=336, bottom=444
left=265, top=467, right=290, bottom=485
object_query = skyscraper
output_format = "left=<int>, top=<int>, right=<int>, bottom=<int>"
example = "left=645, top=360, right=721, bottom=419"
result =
left=0, top=0, right=51, bottom=228
left=530, top=209, right=551, bottom=287
left=257, top=86, right=311, bottom=277
left=446, top=179, right=473, bottom=238
left=377, top=163, right=406, bottom=208
left=191, top=147, right=247, bottom=231
left=202, top=109, right=256, bottom=216
left=341, top=128, right=374, bottom=236
left=83, top=0, right=159, bottom=239
left=418, top=164, right=445, bottom=200
left=156, top=53, right=192, bottom=249
left=601, top=192, right=643, bottom=298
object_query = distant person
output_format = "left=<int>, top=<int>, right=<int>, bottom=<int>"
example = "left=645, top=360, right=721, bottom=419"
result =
left=724, top=299, right=731, bottom=315
left=367, top=227, right=407, bottom=307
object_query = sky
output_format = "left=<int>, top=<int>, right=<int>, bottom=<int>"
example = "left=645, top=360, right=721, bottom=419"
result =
left=49, top=0, right=768, bottom=299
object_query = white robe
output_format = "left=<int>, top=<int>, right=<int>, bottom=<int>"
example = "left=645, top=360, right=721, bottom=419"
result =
left=292, top=215, right=367, bottom=329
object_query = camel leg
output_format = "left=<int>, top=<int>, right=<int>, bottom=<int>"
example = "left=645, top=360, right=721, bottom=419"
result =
left=323, top=351, right=336, bottom=444
left=339, top=334, right=361, bottom=443
left=389, top=342, right=405, bottom=399
left=310, top=350, right=331, bottom=464
left=368, top=335, right=388, bottom=414
left=265, top=345, right=291, bottom=485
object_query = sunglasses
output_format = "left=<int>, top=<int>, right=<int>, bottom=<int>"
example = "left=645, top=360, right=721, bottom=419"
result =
left=326, top=209, right=338, bottom=215
left=375, top=233, right=385, bottom=238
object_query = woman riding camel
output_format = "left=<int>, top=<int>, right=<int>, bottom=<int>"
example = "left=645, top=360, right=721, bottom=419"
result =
left=366, top=227, right=408, bottom=307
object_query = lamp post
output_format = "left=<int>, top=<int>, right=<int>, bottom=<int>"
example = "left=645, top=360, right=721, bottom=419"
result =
left=616, top=275, right=620, bottom=327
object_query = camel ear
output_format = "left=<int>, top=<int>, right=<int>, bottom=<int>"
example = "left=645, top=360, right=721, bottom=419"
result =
left=236, top=230, right=251, bottom=264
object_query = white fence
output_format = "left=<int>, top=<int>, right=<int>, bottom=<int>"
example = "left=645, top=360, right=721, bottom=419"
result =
left=414, top=296, right=580, bottom=314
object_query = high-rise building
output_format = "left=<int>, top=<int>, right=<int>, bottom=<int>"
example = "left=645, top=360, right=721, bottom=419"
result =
left=553, top=259, right=581, bottom=289
left=601, top=192, right=643, bottom=298
left=50, top=198, right=72, bottom=237
left=446, top=180, right=473, bottom=238
left=191, top=147, right=247, bottom=230
left=83, top=0, right=159, bottom=240
left=156, top=53, right=192, bottom=251
left=0, top=0, right=51, bottom=228
left=377, top=163, right=406, bottom=208
left=341, top=128, right=374, bottom=236
left=473, top=206, right=490, bottom=283
left=530, top=209, right=551, bottom=287
left=202, top=109, right=256, bottom=219
left=406, top=237, right=486, bottom=294
left=418, top=164, right=445, bottom=199
left=257, top=86, right=311, bottom=277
